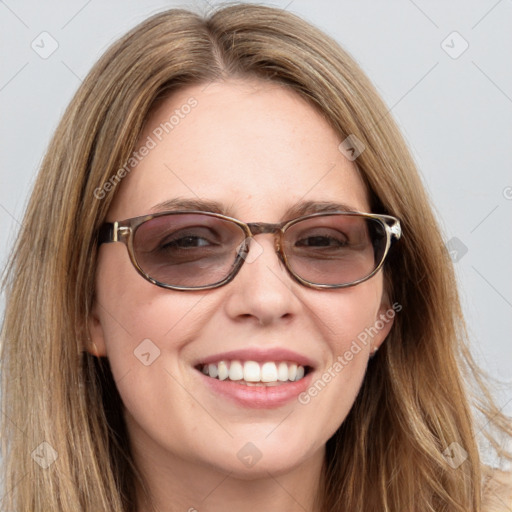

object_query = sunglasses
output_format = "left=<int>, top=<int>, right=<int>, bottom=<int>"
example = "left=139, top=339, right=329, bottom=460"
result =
left=98, top=210, right=401, bottom=291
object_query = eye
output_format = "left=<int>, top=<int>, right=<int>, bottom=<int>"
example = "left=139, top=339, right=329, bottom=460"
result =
left=295, top=235, right=347, bottom=248
left=139, top=226, right=225, bottom=259
left=293, top=227, right=349, bottom=249
left=162, top=234, right=212, bottom=249
left=146, top=229, right=225, bottom=265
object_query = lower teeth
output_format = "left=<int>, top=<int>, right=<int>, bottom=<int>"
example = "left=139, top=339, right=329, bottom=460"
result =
left=237, top=380, right=284, bottom=387
left=212, top=378, right=294, bottom=386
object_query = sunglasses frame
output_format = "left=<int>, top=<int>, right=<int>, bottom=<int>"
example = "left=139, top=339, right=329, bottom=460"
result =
left=98, top=210, right=401, bottom=291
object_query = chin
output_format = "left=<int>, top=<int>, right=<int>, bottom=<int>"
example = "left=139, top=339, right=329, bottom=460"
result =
left=199, top=436, right=319, bottom=479
left=214, top=455, right=308, bottom=480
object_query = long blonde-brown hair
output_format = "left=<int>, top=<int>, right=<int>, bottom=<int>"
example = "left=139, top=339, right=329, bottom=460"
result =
left=1, top=4, right=510, bottom=511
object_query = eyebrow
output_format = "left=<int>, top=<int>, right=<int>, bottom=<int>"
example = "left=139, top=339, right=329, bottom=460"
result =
left=149, top=198, right=362, bottom=220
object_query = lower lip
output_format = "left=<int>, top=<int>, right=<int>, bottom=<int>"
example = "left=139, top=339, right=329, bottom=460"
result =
left=197, top=369, right=314, bottom=409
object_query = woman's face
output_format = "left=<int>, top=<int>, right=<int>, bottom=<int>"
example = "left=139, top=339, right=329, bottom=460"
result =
left=89, top=78, right=393, bottom=479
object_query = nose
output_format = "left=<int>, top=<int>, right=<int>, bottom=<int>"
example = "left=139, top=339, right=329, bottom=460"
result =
left=222, top=235, right=302, bottom=326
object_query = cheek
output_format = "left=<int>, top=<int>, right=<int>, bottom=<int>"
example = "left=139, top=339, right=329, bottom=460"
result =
left=297, top=280, right=383, bottom=430
left=94, top=244, right=207, bottom=381
left=313, top=278, right=383, bottom=355
left=94, top=247, right=220, bottom=456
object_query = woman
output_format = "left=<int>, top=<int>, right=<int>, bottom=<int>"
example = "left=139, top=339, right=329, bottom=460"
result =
left=1, top=4, right=511, bottom=511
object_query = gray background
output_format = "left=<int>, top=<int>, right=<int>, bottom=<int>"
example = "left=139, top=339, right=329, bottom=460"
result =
left=1, top=0, right=511, bottom=454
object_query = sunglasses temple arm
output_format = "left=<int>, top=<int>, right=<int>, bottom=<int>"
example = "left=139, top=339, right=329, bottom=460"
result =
left=98, top=222, right=117, bottom=245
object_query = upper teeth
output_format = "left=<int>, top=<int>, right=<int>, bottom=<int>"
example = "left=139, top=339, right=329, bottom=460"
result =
left=200, top=360, right=306, bottom=383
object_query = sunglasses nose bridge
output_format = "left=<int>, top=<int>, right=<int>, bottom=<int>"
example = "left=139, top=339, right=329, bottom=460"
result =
left=243, top=222, right=285, bottom=260
left=246, top=221, right=281, bottom=236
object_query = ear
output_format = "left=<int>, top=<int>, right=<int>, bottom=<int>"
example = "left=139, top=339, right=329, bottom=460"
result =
left=370, top=294, right=399, bottom=354
left=85, top=300, right=108, bottom=357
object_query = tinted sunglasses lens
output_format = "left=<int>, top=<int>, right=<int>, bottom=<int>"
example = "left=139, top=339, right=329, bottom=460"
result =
left=283, top=215, right=387, bottom=285
left=132, top=214, right=246, bottom=288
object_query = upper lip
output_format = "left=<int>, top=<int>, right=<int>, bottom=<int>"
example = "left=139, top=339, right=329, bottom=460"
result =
left=194, top=347, right=316, bottom=369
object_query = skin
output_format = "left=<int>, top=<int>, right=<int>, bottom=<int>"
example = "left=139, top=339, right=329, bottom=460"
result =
left=88, top=78, right=394, bottom=512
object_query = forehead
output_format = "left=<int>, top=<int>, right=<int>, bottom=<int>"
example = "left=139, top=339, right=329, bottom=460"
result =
left=107, top=78, right=370, bottom=221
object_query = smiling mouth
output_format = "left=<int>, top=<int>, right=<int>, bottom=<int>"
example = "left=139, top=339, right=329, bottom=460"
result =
left=195, top=360, right=312, bottom=386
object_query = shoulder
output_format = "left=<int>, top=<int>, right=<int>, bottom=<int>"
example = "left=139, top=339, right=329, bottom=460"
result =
left=481, top=465, right=512, bottom=512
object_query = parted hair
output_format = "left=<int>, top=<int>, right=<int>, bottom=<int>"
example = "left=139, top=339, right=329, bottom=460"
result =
left=1, top=3, right=511, bottom=511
